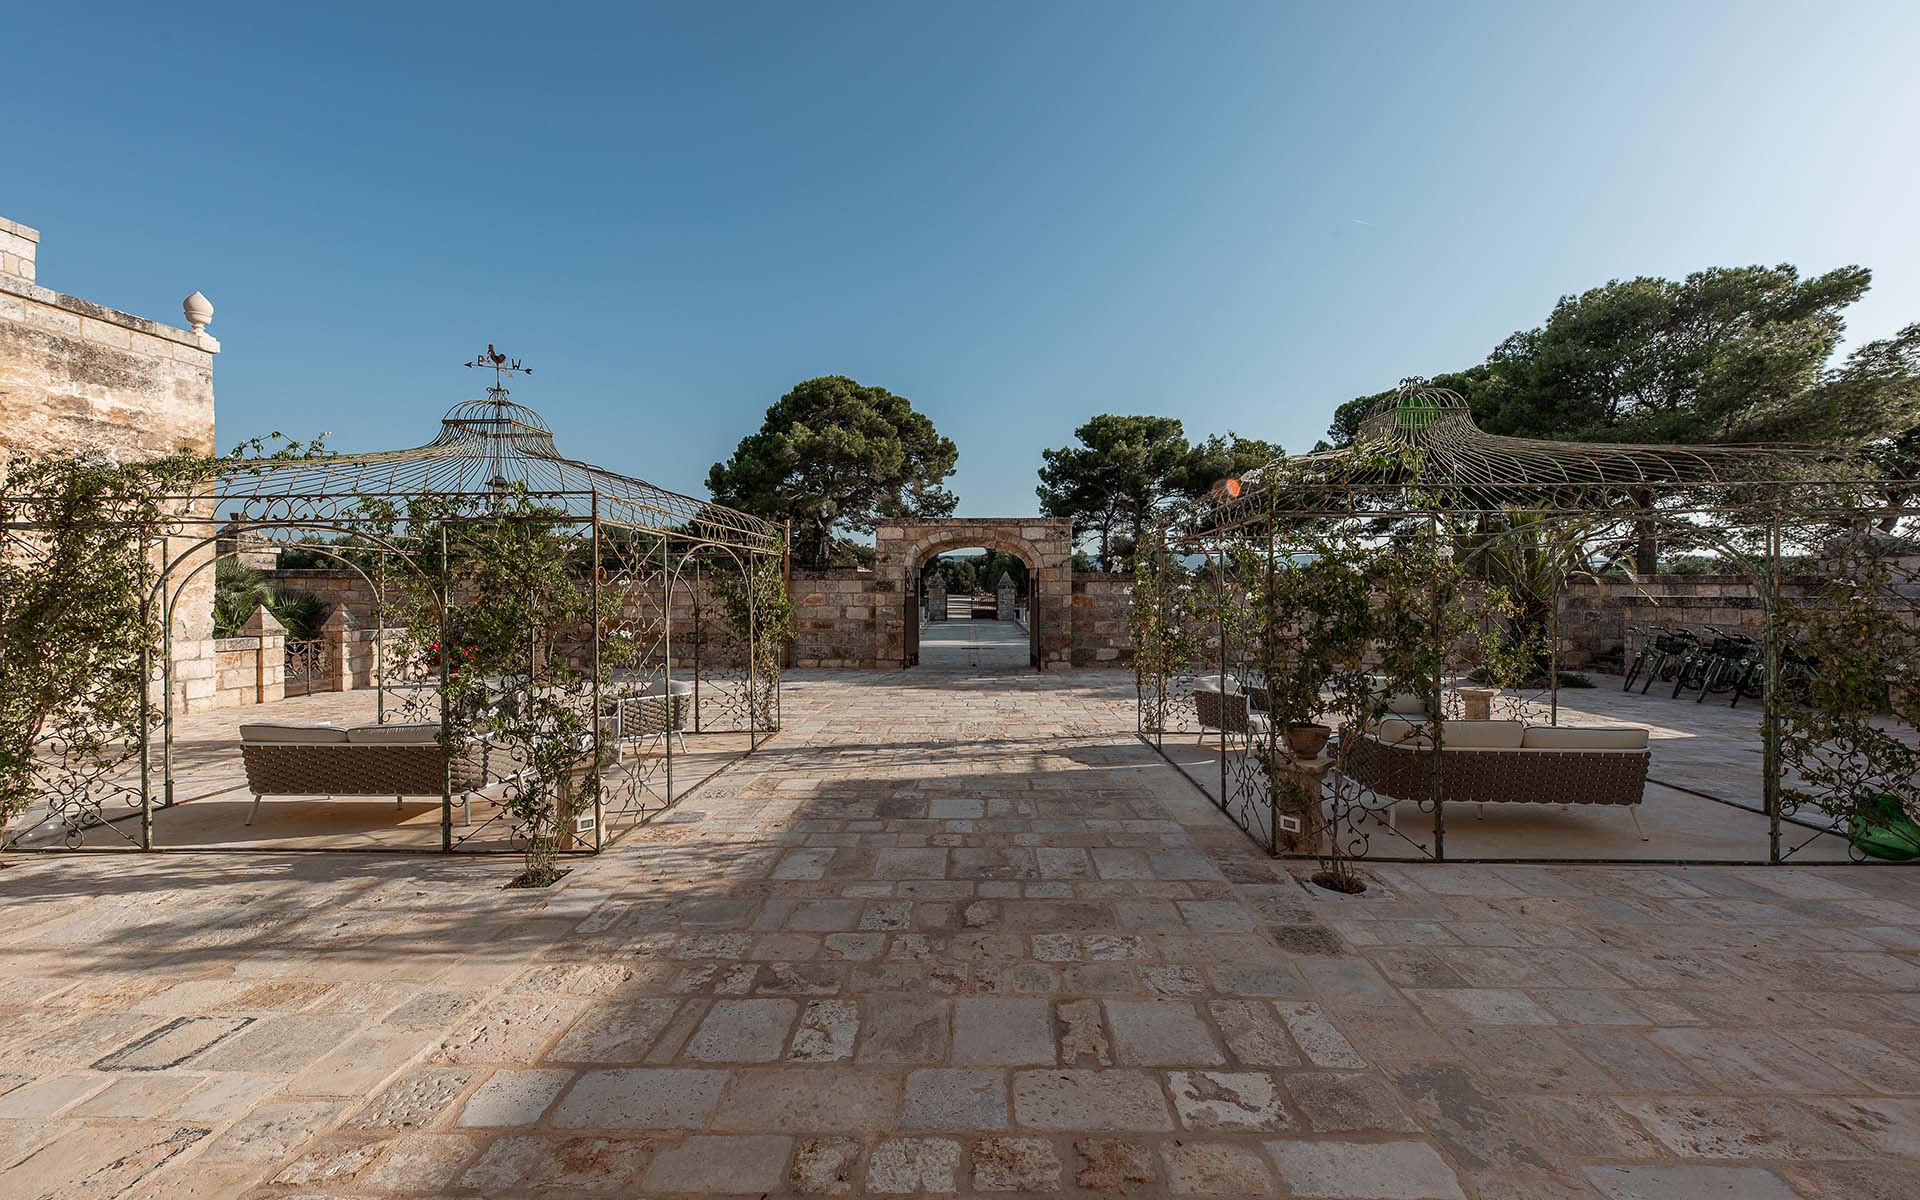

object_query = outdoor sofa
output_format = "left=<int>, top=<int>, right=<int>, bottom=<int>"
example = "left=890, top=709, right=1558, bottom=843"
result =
left=1343, top=718, right=1651, bottom=838
left=237, top=722, right=494, bottom=826
left=1192, top=677, right=1652, bottom=838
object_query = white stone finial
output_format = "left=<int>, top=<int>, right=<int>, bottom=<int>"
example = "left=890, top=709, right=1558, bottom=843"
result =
left=183, top=291, right=213, bottom=332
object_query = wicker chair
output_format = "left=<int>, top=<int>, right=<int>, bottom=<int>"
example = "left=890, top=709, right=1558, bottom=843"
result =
left=1192, top=682, right=1272, bottom=739
left=1342, top=719, right=1651, bottom=838
left=238, top=723, right=493, bottom=826
left=610, top=679, right=693, bottom=757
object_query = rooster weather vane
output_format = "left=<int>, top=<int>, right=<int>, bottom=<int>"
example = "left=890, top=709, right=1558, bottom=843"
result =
left=466, top=344, right=531, bottom=400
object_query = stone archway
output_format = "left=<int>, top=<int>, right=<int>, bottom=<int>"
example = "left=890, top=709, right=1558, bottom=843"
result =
left=874, top=518, right=1074, bottom=669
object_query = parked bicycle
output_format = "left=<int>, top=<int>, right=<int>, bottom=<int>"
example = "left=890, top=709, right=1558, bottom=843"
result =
left=1676, top=626, right=1756, bottom=702
left=1623, top=625, right=1699, bottom=694
left=1623, top=622, right=1813, bottom=708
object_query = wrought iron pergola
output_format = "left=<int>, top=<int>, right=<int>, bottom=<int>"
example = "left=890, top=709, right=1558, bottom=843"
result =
left=1136, top=381, right=1918, bottom=866
left=7, top=353, right=788, bottom=854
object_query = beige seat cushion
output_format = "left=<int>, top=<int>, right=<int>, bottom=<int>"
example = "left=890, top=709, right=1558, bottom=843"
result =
left=240, top=723, right=348, bottom=743
left=1386, top=693, right=1428, bottom=716
left=1373, top=717, right=1425, bottom=745
left=1521, top=726, right=1650, bottom=750
left=345, top=723, right=442, bottom=745
left=1447, top=720, right=1527, bottom=749
left=1194, top=674, right=1240, bottom=694
left=632, top=680, right=695, bottom=697
left=1373, top=719, right=1525, bottom=749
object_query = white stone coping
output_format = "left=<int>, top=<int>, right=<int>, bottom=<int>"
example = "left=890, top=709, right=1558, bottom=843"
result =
left=0, top=272, right=219, bottom=354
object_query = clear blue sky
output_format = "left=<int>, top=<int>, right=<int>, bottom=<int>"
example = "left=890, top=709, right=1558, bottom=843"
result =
left=11, top=2, right=1918, bottom=517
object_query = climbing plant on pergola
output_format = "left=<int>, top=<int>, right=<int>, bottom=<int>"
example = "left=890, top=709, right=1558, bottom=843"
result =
left=1133, top=382, right=1919, bottom=866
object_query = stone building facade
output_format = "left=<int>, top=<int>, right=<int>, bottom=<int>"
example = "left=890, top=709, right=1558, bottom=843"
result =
left=0, top=213, right=222, bottom=710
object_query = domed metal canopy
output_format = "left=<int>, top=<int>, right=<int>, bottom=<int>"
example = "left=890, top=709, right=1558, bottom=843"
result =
left=215, top=392, right=779, bottom=554
left=1203, top=381, right=1858, bottom=531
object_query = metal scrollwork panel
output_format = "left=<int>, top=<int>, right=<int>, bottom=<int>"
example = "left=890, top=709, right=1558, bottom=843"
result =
left=1, top=726, right=145, bottom=851
left=283, top=638, right=330, bottom=698
left=1321, top=737, right=1441, bottom=863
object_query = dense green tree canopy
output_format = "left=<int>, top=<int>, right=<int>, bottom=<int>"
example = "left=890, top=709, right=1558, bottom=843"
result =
left=1325, top=265, right=1920, bottom=453
left=923, top=548, right=1027, bottom=594
left=708, top=376, right=959, bottom=568
left=1037, top=416, right=1281, bottom=569
left=1179, top=431, right=1285, bottom=496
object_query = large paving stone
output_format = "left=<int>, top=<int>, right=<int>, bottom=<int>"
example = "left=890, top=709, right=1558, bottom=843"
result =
left=455, top=1068, right=573, bottom=1127
left=1582, top=1163, right=1802, bottom=1199
left=91, top=1016, right=254, bottom=1072
left=901, top=1068, right=1007, bottom=1131
left=790, top=1135, right=862, bottom=1194
left=1164, top=1140, right=1276, bottom=1195
left=971, top=1136, right=1062, bottom=1191
left=711, top=1067, right=901, bottom=1132
left=1104, top=999, right=1224, bottom=1066
left=348, top=1067, right=481, bottom=1132
left=1074, top=1138, right=1159, bottom=1190
left=685, top=998, right=799, bottom=1062
left=1013, top=1070, right=1173, bottom=1132
left=1384, top=1062, right=1551, bottom=1172
left=866, top=1138, right=962, bottom=1193
left=858, top=995, right=950, bottom=1064
left=549, top=1068, right=729, bottom=1129
left=1168, top=1070, right=1293, bottom=1131
left=1266, top=1138, right=1465, bottom=1199
left=456, top=1133, right=654, bottom=1190
left=951, top=997, right=1055, bottom=1065
left=643, top=1134, right=791, bottom=1193
left=789, top=999, right=859, bottom=1063
left=548, top=999, right=681, bottom=1062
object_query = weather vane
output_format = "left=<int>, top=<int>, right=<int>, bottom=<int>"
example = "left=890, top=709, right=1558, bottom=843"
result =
left=465, top=344, right=532, bottom=399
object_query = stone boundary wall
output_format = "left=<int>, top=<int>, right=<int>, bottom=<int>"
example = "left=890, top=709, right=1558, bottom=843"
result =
left=246, top=564, right=1832, bottom=676
left=791, top=569, right=882, bottom=667
left=1070, top=572, right=1132, bottom=666
left=254, top=562, right=1135, bottom=670
left=269, top=568, right=382, bottom=623
left=1554, top=574, right=1823, bottom=670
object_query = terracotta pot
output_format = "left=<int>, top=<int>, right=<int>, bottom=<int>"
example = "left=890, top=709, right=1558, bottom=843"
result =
left=1285, top=722, right=1332, bottom=759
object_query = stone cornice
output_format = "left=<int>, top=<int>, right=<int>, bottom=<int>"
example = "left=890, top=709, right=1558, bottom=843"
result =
left=0, top=272, right=220, bottom=354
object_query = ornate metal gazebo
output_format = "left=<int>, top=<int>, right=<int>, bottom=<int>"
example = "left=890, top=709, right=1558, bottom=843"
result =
left=6, top=350, right=788, bottom=855
left=1135, top=382, right=1918, bottom=866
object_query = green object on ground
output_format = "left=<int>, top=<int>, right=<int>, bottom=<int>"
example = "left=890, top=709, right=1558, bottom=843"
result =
left=1848, top=794, right=1920, bottom=862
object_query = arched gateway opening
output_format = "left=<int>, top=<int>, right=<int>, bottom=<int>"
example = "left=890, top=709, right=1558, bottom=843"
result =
left=874, top=519, right=1073, bottom=669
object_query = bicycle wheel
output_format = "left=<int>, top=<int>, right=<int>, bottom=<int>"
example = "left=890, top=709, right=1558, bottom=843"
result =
left=1623, top=647, right=1648, bottom=692
left=1672, top=655, right=1709, bottom=699
left=1698, top=656, right=1741, bottom=701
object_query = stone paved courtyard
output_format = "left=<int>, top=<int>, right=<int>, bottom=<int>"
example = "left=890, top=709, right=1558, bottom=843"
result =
left=1, top=666, right=1918, bottom=1198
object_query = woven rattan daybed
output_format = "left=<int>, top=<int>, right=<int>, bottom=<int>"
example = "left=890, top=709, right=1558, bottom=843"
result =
left=1343, top=719, right=1651, bottom=838
left=238, top=723, right=494, bottom=826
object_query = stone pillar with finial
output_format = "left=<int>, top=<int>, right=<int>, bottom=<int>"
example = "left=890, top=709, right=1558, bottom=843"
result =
left=926, top=571, right=947, bottom=622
